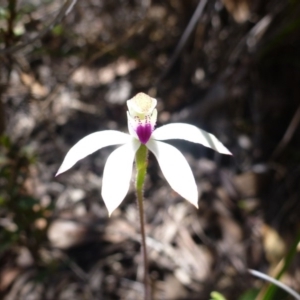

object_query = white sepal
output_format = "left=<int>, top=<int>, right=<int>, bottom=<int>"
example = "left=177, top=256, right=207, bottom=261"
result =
left=152, top=123, right=232, bottom=155
left=146, top=139, right=198, bottom=208
left=56, top=131, right=131, bottom=176
left=102, top=139, right=141, bottom=216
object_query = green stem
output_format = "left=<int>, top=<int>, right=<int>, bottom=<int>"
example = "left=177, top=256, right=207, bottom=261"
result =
left=135, top=144, right=151, bottom=300
left=259, top=230, right=300, bottom=300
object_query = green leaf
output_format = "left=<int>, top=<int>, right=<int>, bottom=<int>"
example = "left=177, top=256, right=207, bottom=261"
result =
left=0, top=135, right=11, bottom=148
left=238, top=288, right=259, bottom=300
left=17, top=196, right=38, bottom=210
left=0, top=8, right=8, bottom=20
left=210, top=291, right=227, bottom=300
left=52, top=24, right=63, bottom=36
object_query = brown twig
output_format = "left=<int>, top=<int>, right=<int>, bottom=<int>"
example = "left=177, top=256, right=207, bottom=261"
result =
left=155, top=0, right=208, bottom=86
left=270, top=105, right=300, bottom=160
left=5, top=0, right=18, bottom=47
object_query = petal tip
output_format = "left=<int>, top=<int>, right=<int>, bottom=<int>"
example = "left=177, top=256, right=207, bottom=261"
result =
left=106, top=205, right=116, bottom=217
left=215, top=142, right=232, bottom=156
left=222, top=145, right=233, bottom=155
left=188, top=190, right=199, bottom=208
left=55, top=166, right=65, bottom=177
left=224, top=149, right=233, bottom=156
left=55, top=169, right=62, bottom=177
left=190, top=198, right=199, bottom=208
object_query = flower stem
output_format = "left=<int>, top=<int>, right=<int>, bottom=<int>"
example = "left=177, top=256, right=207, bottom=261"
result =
left=135, top=144, right=151, bottom=300
left=257, top=230, right=300, bottom=300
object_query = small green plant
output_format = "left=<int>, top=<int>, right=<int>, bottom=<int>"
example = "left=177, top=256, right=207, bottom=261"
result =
left=0, top=136, right=51, bottom=263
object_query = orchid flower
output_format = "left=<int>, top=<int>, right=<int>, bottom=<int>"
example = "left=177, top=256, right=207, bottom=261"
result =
left=56, top=93, right=231, bottom=216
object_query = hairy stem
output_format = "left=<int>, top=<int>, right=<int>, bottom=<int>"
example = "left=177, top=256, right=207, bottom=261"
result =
left=135, top=144, right=151, bottom=300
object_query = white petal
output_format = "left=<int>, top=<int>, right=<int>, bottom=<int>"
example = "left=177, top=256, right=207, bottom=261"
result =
left=56, top=131, right=131, bottom=176
left=102, top=139, right=141, bottom=216
left=146, top=139, right=198, bottom=208
left=152, top=123, right=232, bottom=155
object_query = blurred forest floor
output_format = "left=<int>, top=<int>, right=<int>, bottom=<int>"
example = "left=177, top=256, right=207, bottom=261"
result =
left=1, top=0, right=300, bottom=299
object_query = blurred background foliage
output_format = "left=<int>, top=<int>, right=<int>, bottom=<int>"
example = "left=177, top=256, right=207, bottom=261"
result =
left=0, top=0, right=300, bottom=299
